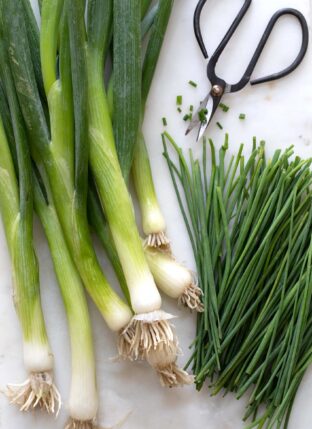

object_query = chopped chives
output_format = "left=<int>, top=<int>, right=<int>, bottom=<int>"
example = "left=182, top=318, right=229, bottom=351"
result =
left=216, top=122, right=223, bottom=130
left=239, top=113, right=246, bottom=120
left=183, top=114, right=191, bottom=121
left=190, top=105, right=193, bottom=112
left=176, top=95, right=182, bottom=106
left=219, top=103, right=230, bottom=112
left=188, top=80, right=197, bottom=88
left=177, top=107, right=182, bottom=113
left=198, top=108, right=208, bottom=124
left=162, top=117, right=167, bottom=126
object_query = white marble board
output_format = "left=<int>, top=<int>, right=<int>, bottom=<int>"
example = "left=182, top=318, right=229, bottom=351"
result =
left=0, top=0, right=312, bottom=428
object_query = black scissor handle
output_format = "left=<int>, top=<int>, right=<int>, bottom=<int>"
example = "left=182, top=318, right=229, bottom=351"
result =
left=230, top=8, right=309, bottom=92
left=194, top=0, right=252, bottom=60
left=249, top=8, right=309, bottom=85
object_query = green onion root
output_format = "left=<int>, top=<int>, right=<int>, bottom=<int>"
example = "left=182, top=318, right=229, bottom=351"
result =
left=145, top=338, right=194, bottom=387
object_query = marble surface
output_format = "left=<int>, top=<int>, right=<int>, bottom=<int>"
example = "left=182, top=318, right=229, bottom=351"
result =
left=0, top=0, right=312, bottom=428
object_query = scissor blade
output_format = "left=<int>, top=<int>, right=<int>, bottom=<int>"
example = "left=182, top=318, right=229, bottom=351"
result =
left=185, top=94, right=210, bottom=136
left=196, top=96, right=214, bottom=142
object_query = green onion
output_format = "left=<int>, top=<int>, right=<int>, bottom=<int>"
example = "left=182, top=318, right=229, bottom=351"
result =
left=183, top=113, right=191, bottom=121
left=144, top=246, right=203, bottom=312
left=132, top=132, right=169, bottom=250
left=239, top=113, right=246, bottom=120
left=188, top=80, right=197, bottom=88
left=177, top=107, right=182, bottom=113
left=130, top=0, right=174, bottom=249
left=113, top=0, right=141, bottom=180
left=21, top=0, right=46, bottom=102
left=0, top=40, right=59, bottom=413
left=106, top=1, right=160, bottom=119
left=216, top=121, right=223, bottom=130
left=142, top=0, right=174, bottom=105
left=141, top=0, right=152, bottom=18
left=162, top=117, right=167, bottom=126
left=190, top=105, right=194, bottom=112
left=33, top=171, right=98, bottom=426
left=87, top=0, right=177, bottom=360
left=176, top=95, right=182, bottom=105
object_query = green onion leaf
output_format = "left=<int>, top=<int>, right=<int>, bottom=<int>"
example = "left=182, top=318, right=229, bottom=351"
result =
left=113, top=0, right=141, bottom=180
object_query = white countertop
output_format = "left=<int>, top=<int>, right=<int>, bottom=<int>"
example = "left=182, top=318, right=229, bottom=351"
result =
left=0, top=0, right=311, bottom=428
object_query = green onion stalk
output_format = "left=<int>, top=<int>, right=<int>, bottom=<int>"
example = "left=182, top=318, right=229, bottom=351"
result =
left=34, top=176, right=99, bottom=429
left=1, top=65, right=98, bottom=423
left=87, top=0, right=179, bottom=364
left=39, top=0, right=133, bottom=332
left=131, top=0, right=174, bottom=250
left=107, top=1, right=204, bottom=313
left=88, top=189, right=193, bottom=387
left=2, top=0, right=133, bottom=350
left=0, top=50, right=60, bottom=412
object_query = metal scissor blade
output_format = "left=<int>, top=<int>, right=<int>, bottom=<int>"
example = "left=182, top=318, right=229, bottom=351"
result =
left=196, top=96, right=214, bottom=141
left=185, top=94, right=210, bottom=136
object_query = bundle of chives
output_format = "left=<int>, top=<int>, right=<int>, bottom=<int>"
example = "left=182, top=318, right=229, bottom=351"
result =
left=0, top=43, right=59, bottom=413
left=2, top=0, right=132, bottom=342
left=163, top=132, right=312, bottom=427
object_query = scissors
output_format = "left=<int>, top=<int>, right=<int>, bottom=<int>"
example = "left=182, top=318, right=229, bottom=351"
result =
left=186, top=0, right=309, bottom=141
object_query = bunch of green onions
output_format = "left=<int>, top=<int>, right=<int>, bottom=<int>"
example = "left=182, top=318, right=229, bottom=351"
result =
left=0, top=2, right=99, bottom=425
left=0, top=2, right=197, bottom=418
left=164, top=132, right=312, bottom=428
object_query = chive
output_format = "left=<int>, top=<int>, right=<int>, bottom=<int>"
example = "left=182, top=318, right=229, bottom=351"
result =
left=188, top=80, right=197, bottom=88
left=216, top=122, right=223, bottom=130
left=198, top=108, right=208, bottom=124
left=239, top=113, right=246, bottom=120
left=177, top=107, right=182, bottom=113
left=176, top=95, right=182, bottom=105
left=183, top=113, right=191, bottom=121
left=162, top=117, right=167, bottom=126
left=219, top=102, right=230, bottom=112
left=190, top=105, right=194, bottom=112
